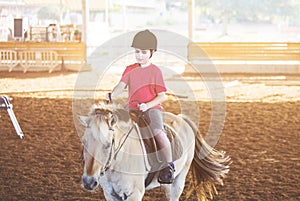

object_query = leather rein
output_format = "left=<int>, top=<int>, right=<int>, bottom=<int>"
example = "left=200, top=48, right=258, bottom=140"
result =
left=99, top=125, right=134, bottom=176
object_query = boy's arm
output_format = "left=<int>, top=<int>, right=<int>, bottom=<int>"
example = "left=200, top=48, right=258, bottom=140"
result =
left=139, top=92, right=166, bottom=111
left=111, top=81, right=126, bottom=98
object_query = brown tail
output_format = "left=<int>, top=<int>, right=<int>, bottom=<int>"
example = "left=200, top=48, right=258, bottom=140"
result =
left=180, top=114, right=231, bottom=201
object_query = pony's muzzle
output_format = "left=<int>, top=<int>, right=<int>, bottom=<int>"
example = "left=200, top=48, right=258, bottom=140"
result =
left=82, top=175, right=99, bottom=190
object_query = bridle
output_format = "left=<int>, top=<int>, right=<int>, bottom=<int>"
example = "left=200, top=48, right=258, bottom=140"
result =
left=99, top=125, right=134, bottom=176
left=82, top=115, right=135, bottom=177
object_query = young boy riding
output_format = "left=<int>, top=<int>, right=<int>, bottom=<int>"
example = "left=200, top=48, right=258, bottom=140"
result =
left=106, top=29, right=175, bottom=184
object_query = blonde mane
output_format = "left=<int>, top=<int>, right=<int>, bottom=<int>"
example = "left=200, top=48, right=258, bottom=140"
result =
left=87, top=102, right=132, bottom=134
left=88, top=102, right=122, bottom=115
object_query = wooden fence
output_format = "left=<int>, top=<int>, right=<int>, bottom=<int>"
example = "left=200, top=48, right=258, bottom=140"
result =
left=1, top=41, right=299, bottom=73
left=0, top=42, right=85, bottom=72
left=187, top=42, right=300, bottom=74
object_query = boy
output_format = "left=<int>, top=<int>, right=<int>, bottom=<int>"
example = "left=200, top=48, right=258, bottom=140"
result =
left=106, top=30, right=174, bottom=184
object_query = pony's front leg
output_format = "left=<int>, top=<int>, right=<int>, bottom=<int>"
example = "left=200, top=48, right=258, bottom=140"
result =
left=102, top=185, right=145, bottom=201
left=126, top=189, right=145, bottom=201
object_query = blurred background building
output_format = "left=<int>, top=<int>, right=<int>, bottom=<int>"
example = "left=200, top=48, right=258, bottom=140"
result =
left=0, top=0, right=299, bottom=48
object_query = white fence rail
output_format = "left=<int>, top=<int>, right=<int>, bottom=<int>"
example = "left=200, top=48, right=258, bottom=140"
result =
left=0, top=50, right=18, bottom=72
left=19, top=50, right=59, bottom=73
left=0, top=49, right=59, bottom=73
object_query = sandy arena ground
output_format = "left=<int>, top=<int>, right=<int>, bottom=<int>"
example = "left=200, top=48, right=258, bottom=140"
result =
left=0, top=70, right=300, bottom=201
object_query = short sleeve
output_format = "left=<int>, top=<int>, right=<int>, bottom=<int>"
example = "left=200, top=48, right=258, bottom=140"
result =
left=155, top=68, right=167, bottom=93
left=120, top=68, right=129, bottom=85
left=120, top=64, right=138, bottom=85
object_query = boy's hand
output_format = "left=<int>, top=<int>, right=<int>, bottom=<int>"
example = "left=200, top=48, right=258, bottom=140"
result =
left=105, top=93, right=112, bottom=103
left=139, top=103, right=149, bottom=112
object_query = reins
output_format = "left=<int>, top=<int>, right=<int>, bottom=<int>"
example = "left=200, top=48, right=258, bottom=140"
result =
left=99, top=125, right=134, bottom=176
left=97, top=100, right=142, bottom=176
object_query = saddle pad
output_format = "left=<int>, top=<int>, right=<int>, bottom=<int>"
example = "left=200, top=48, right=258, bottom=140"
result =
left=139, top=124, right=183, bottom=167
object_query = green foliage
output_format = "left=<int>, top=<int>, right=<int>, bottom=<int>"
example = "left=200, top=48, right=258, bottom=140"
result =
left=74, top=29, right=81, bottom=36
left=195, top=0, right=300, bottom=25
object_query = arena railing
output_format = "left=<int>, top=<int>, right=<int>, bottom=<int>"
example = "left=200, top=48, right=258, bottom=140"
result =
left=0, top=42, right=85, bottom=72
left=187, top=42, right=300, bottom=74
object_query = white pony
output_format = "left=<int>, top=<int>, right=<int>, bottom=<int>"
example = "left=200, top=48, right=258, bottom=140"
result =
left=78, top=103, right=230, bottom=201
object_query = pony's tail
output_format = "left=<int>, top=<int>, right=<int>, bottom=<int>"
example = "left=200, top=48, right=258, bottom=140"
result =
left=180, top=115, right=231, bottom=201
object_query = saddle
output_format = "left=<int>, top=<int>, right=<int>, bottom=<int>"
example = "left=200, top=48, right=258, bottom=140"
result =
left=129, top=110, right=183, bottom=186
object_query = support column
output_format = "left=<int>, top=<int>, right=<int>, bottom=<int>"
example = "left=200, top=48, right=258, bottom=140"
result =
left=122, top=0, right=127, bottom=31
left=59, top=0, right=63, bottom=24
left=188, top=0, right=195, bottom=41
left=82, top=0, right=89, bottom=63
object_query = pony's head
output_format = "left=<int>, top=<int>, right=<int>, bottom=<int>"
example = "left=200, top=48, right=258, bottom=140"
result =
left=78, top=103, right=118, bottom=191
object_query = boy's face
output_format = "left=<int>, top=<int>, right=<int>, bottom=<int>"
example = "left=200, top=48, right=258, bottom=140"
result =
left=135, top=49, right=151, bottom=65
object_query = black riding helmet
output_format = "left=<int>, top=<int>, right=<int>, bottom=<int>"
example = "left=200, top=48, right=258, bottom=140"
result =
left=131, top=29, right=157, bottom=51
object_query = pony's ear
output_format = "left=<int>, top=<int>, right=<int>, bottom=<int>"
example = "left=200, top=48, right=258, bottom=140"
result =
left=77, top=115, right=89, bottom=127
left=109, top=114, right=118, bottom=127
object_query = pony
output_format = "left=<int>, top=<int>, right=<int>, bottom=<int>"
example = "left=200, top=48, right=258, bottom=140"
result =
left=78, top=102, right=230, bottom=201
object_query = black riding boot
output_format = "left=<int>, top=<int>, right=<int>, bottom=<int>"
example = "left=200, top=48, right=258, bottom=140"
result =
left=158, top=162, right=175, bottom=184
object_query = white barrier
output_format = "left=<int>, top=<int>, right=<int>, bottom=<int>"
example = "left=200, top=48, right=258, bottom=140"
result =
left=19, top=50, right=60, bottom=73
left=0, top=50, right=19, bottom=72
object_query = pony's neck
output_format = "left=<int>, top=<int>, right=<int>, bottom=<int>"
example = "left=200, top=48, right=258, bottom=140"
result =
left=110, top=122, right=146, bottom=174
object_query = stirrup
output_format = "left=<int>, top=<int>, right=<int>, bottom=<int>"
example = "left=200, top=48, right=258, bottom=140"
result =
left=158, top=163, right=175, bottom=184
